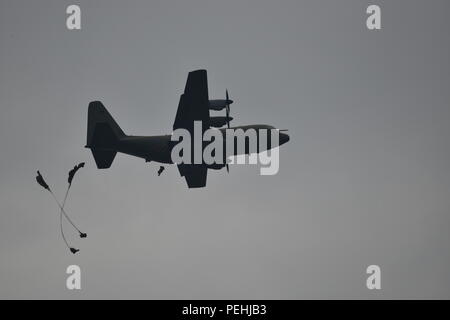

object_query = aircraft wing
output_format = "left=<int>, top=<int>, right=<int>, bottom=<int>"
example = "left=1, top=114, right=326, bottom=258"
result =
left=173, top=70, right=210, bottom=188
left=173, top=69, right=210, bottom=131
left=177, top=164, right=207, bottom=188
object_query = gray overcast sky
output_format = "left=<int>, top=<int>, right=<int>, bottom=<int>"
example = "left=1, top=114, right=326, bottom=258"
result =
left=1, top=0, right=450, bottom=299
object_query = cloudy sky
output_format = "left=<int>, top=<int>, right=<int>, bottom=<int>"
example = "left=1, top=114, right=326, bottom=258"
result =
left=0, top=0, right=449, bottom=299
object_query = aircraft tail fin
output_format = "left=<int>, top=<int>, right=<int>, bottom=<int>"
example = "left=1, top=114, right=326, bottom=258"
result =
left=86, top=101, right=125, bottom=169
left=91, top=149, right=117, bottom=169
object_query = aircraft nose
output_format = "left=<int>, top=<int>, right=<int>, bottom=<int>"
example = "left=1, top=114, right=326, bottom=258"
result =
left=279, top=132, right=290, bottom=145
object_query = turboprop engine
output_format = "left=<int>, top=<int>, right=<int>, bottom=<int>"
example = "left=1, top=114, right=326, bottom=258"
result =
left=209, top=98, right=233, bottom=111
left=209, top=116, right=233, bottom=128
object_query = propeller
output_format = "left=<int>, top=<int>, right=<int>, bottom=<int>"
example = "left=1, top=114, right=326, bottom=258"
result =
left=225, top=89, right=231, bottom=129
left=225, top=89, right=231, bottom=172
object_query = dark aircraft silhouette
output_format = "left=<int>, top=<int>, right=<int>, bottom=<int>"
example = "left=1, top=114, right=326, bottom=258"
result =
left=86, top=70, right=290, bottom=188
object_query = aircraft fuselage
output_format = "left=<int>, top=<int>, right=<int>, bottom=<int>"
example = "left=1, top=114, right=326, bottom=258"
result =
left=115, top=125, right=290, bottom=165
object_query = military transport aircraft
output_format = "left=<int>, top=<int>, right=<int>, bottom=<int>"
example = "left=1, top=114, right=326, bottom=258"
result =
left=85, top=69, right=290, bottom=188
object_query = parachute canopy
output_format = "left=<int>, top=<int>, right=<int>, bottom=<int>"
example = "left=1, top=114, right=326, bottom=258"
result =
left=36, top=171, right=50, bottom=191
left=68, top=162, right=85, bottom=185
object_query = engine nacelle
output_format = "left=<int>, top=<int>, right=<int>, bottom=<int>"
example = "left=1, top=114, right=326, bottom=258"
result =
left=210, top=116, right=233, bottom=128
left=206, top=163, right=226, bottom=170
left=209, top=99, right=233, bottom=111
